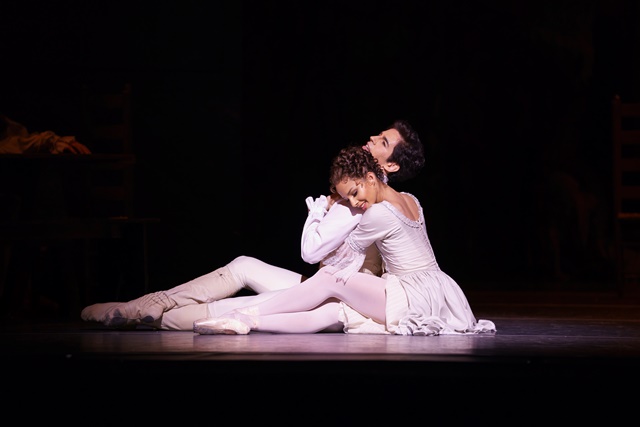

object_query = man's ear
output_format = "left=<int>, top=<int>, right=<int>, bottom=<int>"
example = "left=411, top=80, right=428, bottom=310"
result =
left=382, top=162, right=400, bottom=175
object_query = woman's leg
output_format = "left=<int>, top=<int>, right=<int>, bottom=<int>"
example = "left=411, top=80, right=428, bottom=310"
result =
left=195, top=301, right=344, bottom=334
left=257, top=302, right=344, bottom=333
left=198, top=267, right=386, bottom=335
left=206, top=290, right=344, bottom=333
left=207, top=290, right=285, bottom=317
left=251, top=267, right=387, bottom=322
left=194, top=269, right=385, bottom=334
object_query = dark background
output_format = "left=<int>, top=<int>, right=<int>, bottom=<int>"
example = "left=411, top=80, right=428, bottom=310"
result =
left=3, top=0, right=639, bottom=303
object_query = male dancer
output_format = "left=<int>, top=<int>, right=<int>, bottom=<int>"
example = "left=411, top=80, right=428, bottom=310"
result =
left=81, top=119, right=425, bottom=330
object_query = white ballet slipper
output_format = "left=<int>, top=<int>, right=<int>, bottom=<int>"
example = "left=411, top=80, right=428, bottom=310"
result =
left=193, top=317, right=250, bottom=335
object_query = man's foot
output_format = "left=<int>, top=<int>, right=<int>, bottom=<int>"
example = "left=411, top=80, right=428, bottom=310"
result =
left=81, top=302, right=140, bottom=327
left=80, top=292, right=173, bottom=327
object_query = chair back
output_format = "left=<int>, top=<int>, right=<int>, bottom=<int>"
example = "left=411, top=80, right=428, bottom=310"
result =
left=80, top=83, right=136, bottom=219
left=611, top=94, right=640, bottom=293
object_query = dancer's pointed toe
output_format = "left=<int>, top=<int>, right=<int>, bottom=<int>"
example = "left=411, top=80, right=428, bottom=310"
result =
left=194, top=317, right=250, bottom=335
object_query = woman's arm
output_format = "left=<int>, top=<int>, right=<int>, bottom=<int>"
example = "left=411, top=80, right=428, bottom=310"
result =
left=323, top=204, right=392, bottom=282
left=300, top=197, right=363, bottom=264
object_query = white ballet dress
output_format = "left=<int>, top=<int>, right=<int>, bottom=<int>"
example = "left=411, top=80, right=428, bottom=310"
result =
left=323, top=193, right=496, bottom=336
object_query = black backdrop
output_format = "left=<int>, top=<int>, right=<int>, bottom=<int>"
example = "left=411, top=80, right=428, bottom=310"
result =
left=3, top=0, right=639, bottom=295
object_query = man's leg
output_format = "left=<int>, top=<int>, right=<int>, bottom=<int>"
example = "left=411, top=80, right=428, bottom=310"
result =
left=81, top=255, right=304, bottom=327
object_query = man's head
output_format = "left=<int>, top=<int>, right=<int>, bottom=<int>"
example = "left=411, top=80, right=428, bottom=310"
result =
left=362, top=119, right=425, bottom=183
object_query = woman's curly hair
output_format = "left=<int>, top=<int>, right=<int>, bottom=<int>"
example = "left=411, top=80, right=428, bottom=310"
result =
left=329, top=145, right=386, bottom=193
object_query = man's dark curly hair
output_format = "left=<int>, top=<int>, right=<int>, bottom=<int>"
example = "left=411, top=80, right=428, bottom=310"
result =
left=385, top=119, right=425, bottom=183
left=329, top=145, right=386, bottom=194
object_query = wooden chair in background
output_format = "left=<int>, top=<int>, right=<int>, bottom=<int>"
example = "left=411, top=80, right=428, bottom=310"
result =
left=0, top=82, right=159, bottom=319
left=611, top=94, right=640, bottom=296
left=80, top=82, right=136, bottom=219
left=77, top=82, right=160, bottom=301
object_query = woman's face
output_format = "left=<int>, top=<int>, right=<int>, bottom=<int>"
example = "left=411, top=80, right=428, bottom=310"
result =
left=334, top=172, right=378, bottom=211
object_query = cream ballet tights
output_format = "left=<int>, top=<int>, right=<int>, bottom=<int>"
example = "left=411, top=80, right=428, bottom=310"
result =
left=226, top=255, right=304, bottom=294
left=159, top=304, right=209, bottom=330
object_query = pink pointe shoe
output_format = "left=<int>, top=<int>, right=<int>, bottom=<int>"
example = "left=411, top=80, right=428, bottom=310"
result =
left=193, top=317, right=250, bottom=335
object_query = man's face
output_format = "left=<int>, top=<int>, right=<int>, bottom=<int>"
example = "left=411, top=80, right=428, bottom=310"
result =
left=362, top=128, right=402, bottom=175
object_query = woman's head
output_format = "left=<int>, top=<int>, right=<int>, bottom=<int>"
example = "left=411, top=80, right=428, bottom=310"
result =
left=329, top=146, right=386, bottom=210
left=363, top=119, right=425, bottom=183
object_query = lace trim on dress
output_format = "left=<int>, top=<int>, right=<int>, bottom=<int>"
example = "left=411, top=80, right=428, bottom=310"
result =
left=381, top=193, right=433, bottom=253
left=380, top=193, right=424, bottom=228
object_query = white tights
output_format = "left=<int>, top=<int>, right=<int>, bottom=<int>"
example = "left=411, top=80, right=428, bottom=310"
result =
left=209, top=292, right=344, bottom=333
left=258, top=302, right=344, bottom=333
left=225, top=266, right=387, bottom=334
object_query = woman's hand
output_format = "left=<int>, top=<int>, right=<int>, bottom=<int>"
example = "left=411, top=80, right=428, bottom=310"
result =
left=305, top=195, right=328, bottom=213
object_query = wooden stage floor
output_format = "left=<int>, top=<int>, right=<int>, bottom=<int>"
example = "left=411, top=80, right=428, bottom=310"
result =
left=2, top=289, right=639, bottom=422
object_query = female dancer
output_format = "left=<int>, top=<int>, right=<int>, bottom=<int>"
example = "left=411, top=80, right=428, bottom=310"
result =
left=194, top=146, right=496, bottom=335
